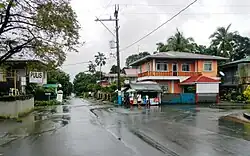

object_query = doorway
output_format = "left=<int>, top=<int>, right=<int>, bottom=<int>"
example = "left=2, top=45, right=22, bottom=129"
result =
left=172, top=63, right=178, bottom=76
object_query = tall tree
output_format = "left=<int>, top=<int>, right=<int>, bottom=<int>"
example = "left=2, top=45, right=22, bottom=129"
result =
left=209, top=24, right=235, bottom=59
left=73, top=72, right=97, bottom=96
left=125, top=51, right=150, bottom=67
left=0, top=0, right=80, bottom=66
left=231, top=34, right=250, bottom=61
left=156, top=29, right=195, bottom=52
left=94, top=52, right=106, bottom=80
left=47, top=69, right=73, bottom=97
left=109, top=65, right=119, bottom=74
left=88, top=61, right=96, bottom=74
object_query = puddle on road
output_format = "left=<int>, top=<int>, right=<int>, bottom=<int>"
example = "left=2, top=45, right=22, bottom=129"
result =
left=219, top=117, right=250, bottom=141
left=0, top=105, right=72, bottom=145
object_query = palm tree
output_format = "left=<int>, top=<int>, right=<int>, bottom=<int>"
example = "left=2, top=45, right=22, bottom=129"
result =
left=209, top=24, right=236, bottom=58
left=166, top=29, right=195, bottom=52
left=95, top=52, right=106, bottom=80
left=156, top=29, right=195, bottom=52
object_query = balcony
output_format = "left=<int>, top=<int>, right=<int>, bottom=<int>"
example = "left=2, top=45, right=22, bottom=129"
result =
left=138, top=71, right=202, bottom=77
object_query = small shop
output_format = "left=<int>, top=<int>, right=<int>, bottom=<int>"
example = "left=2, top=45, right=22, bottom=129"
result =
left=126, top=81, right=162, bottom=106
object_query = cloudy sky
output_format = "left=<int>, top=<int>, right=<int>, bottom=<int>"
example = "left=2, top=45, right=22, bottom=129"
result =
left=62, top=0, right=250, bottom=81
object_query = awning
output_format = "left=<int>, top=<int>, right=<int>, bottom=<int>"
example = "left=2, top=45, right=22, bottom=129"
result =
left=181, top=75, right=220, bottom=85
left=130, top=82, right=162, bottom=92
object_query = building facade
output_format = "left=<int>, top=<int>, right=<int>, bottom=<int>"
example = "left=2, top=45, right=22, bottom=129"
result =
left=130, top=51, right=228, bottom=103
left=220, top=57, right=250, bottom=92
left=0, top=57, right=47, bottom=96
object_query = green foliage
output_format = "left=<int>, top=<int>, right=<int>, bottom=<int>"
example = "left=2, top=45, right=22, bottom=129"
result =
left=244, top=86, right=250, bottom=101
left=0, top=95, right=33, bottom=101
left=88, top=61, right=97, bottom=73
left=110, top=65, right=120, bottom=74
left=95, top=52, right=106, bottom=80
left=156, top=29, right=195, bottom=52
left=155, top=25, right=250, bottom=62
left=0, top=0, right=80, bottom=66
left=126, top=51, right=150, bottom=67
left=73, top=72, right=98, bottom=96
left=209, top=24, right=235, bottom=60
left=35, top=100, right=61, bottom=106
left=47, top=69, right=73, bottom=97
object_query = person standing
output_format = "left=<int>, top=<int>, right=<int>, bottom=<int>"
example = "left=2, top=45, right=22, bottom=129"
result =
left=146, top=95, right=150, bottom=108
left=137, top=94, right=142, bottom=109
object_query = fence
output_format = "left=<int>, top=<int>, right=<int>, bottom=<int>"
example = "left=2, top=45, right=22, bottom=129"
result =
left=162, top=93, right=218, bottom=104
left=0, top=95, right=34, bottom=118
left=162, top=93, right=195, bottom=104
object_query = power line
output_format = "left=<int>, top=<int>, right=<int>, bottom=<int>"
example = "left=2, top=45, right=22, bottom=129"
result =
left=121, top=12, right=250, bottom=15
left=113, top=3, right=250, bottom=7
left=120, top=0, right=198, bottom=52
left=63, top=61, right=90, bottom=66
left=94, top=0, right=116, bottom=37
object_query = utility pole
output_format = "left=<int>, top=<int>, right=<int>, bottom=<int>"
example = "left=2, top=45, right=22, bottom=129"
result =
left=95, top=4, right=122, bottom=105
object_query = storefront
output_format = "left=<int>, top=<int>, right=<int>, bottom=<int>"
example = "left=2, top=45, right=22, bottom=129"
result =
left=126, top=81, right=162, bottom=106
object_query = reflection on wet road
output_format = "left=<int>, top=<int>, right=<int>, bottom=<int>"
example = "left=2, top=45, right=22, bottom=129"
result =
left=1, top=99, right=250, bottom=156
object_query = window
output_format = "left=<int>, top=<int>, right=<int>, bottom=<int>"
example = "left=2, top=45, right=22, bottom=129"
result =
left=156, top=63, right=168, bottom=71
left=182, top=64, right=190, bottom=71
left=203, top=61, right=212, bottom=71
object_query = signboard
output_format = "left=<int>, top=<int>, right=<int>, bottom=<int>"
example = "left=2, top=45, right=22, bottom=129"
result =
left=196, top=83, right=219, bottom=93
left=45, top=93, right=51, bottom=96
left=21, top=77, right=26, bottom=86
left=29, top=72, right=43, bottom=83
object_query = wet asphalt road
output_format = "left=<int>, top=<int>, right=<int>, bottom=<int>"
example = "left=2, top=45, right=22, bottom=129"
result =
left=1, top=98, right=250, bottom=156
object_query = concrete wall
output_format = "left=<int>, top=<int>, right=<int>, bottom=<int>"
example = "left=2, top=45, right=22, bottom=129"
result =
left=0, top=97, right=34, bottom=118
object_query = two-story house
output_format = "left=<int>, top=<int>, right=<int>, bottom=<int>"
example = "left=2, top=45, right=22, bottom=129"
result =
left=220, top=56, right=250, bottom=92
left=130, top=51, right=228, bottom=103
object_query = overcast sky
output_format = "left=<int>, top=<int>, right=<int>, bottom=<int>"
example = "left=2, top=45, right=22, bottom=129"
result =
left=62, top=0, right=250, bottom=81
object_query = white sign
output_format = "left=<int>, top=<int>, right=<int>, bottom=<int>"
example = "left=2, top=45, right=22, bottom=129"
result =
left=29, top=71, right=43, bottom=83
left=21, top=77, right=26, bottom=86
left=196, top=83, right=219, bottom=93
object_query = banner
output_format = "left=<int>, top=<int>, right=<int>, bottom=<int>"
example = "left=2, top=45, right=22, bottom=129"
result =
left=29, top=71, right=43, bottom=83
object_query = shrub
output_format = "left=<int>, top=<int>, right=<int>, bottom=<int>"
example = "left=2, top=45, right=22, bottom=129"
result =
left=243, top=86, right=250, bottom=101
left=35, top=100, right=61, bottom=106
left=0, top=95, right=33, bottom=101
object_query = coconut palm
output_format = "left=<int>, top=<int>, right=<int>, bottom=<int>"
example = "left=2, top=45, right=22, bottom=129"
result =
left=94, top=52, right=106, bottom=80
left=209, top=24, right=236, bottom=58
left=156, top=29, right=195, bottom=52
left=167, top=29, right=195, bottom=52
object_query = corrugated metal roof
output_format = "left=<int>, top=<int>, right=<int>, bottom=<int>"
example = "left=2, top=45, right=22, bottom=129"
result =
left=181, top=75, right=220, bottom=85
left=130, top=51, right=228, bottom=66
left=221, top=56, right=250, bottom=67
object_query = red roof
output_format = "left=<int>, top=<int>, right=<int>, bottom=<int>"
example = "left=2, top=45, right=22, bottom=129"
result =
left=181, top=75, right=220, bottom=85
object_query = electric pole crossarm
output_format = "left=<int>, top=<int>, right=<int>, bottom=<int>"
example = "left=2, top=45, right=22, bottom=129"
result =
left=94, top=4, right=122, bottom=105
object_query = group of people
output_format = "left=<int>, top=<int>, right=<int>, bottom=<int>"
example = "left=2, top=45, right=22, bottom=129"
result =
left=124, top=93, right=150, bottom=108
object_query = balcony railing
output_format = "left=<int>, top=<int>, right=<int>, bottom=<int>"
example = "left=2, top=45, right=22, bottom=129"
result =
left=138, top=71, right=202, bottom=77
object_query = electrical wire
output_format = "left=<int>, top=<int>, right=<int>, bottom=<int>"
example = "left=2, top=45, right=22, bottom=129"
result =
left=112, top=3, right=250, bottom=7
left=121, top=12, right=250, bottom=15
left=120, top=0, right=198, bottom=52
left=63, top=61, right=90, bottom=66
